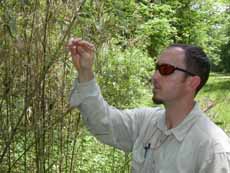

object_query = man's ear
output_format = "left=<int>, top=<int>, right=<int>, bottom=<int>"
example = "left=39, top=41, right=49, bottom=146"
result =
left=187, top=76, right=201, bottom=91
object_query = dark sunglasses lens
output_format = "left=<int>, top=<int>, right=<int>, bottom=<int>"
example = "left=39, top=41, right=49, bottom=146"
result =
left=158, top=64, right=175, bottom=75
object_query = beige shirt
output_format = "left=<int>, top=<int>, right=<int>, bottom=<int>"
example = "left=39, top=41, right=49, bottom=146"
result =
left=70, top=78, right=230, bottom=173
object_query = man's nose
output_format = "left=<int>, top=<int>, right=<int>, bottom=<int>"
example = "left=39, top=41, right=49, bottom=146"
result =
left=152, top=70, right=160, bottom=83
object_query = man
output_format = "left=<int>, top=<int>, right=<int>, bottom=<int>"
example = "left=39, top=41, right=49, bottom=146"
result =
left=68, top=38, right=230, bottom=173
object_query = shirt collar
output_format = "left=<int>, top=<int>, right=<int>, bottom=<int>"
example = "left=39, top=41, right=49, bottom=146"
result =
left=157, top=102, right=202, bottom=142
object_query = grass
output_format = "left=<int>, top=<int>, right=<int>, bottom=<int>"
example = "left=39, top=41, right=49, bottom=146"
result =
left=197, top=73, right=230, bottom=133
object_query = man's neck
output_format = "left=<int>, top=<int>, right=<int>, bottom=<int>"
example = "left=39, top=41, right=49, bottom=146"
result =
left=164, top=99, right=195, bottom=129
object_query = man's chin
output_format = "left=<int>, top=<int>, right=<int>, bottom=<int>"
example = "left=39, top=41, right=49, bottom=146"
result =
left=152, top=96, right=163, bottom=105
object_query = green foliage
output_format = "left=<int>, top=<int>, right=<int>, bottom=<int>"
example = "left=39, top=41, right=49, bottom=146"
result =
left=219, top=41, right=230, bottom=72
left=135, top=2, right=177, bottom=57
left=134, top=0, right=230, bottom=71
left=97, top=44, right=153, bottom=108
left=218, top=9, right=230, bottom=72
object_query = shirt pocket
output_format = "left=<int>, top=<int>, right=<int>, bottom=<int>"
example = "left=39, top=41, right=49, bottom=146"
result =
left=132, top=145, right=145, bottom=172
left=132, top=145, right=156, bottom=173
left=144, top=149, right=156, bottom=173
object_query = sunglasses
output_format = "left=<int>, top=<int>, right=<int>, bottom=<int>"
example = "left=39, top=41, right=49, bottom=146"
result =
left=155, top=63, right=195, bottom=76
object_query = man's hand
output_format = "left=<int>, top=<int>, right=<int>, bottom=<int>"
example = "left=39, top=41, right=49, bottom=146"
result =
left=67, top=38, right=95, bottom=82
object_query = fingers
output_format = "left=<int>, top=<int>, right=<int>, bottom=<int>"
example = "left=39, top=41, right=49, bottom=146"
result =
left=69, top=46, right=80, bottom=70
left=72, top=53, right=80, bottom=70
left=76, top=45, right=93, bottom=59
left=67, top=38, right=95, bottom=71
left=67, top=38, right=95, bottom=54
left=78, top=40, right=95, bottom=52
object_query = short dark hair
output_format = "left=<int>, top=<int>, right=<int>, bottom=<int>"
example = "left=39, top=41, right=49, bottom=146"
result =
left=169, top=44, right=210, bottom=94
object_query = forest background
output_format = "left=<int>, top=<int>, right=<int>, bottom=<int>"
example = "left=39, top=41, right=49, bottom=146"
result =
left=0, top=0, right=230, bottom=172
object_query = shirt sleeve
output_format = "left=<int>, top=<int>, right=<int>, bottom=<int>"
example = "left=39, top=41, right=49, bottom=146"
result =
left=199, top=152, right=230, bottom=173
left=69, top=78, right=153, bottom=152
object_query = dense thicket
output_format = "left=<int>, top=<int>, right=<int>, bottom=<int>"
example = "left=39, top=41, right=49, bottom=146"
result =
left=0, top=0, right=229, bottom=172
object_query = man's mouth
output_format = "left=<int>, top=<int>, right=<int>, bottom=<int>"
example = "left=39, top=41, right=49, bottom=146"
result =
left=152, top=87, right=160, bottom=95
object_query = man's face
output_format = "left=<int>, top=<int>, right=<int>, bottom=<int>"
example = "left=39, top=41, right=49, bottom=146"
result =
left=152, top=47, right=189, bottom=105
